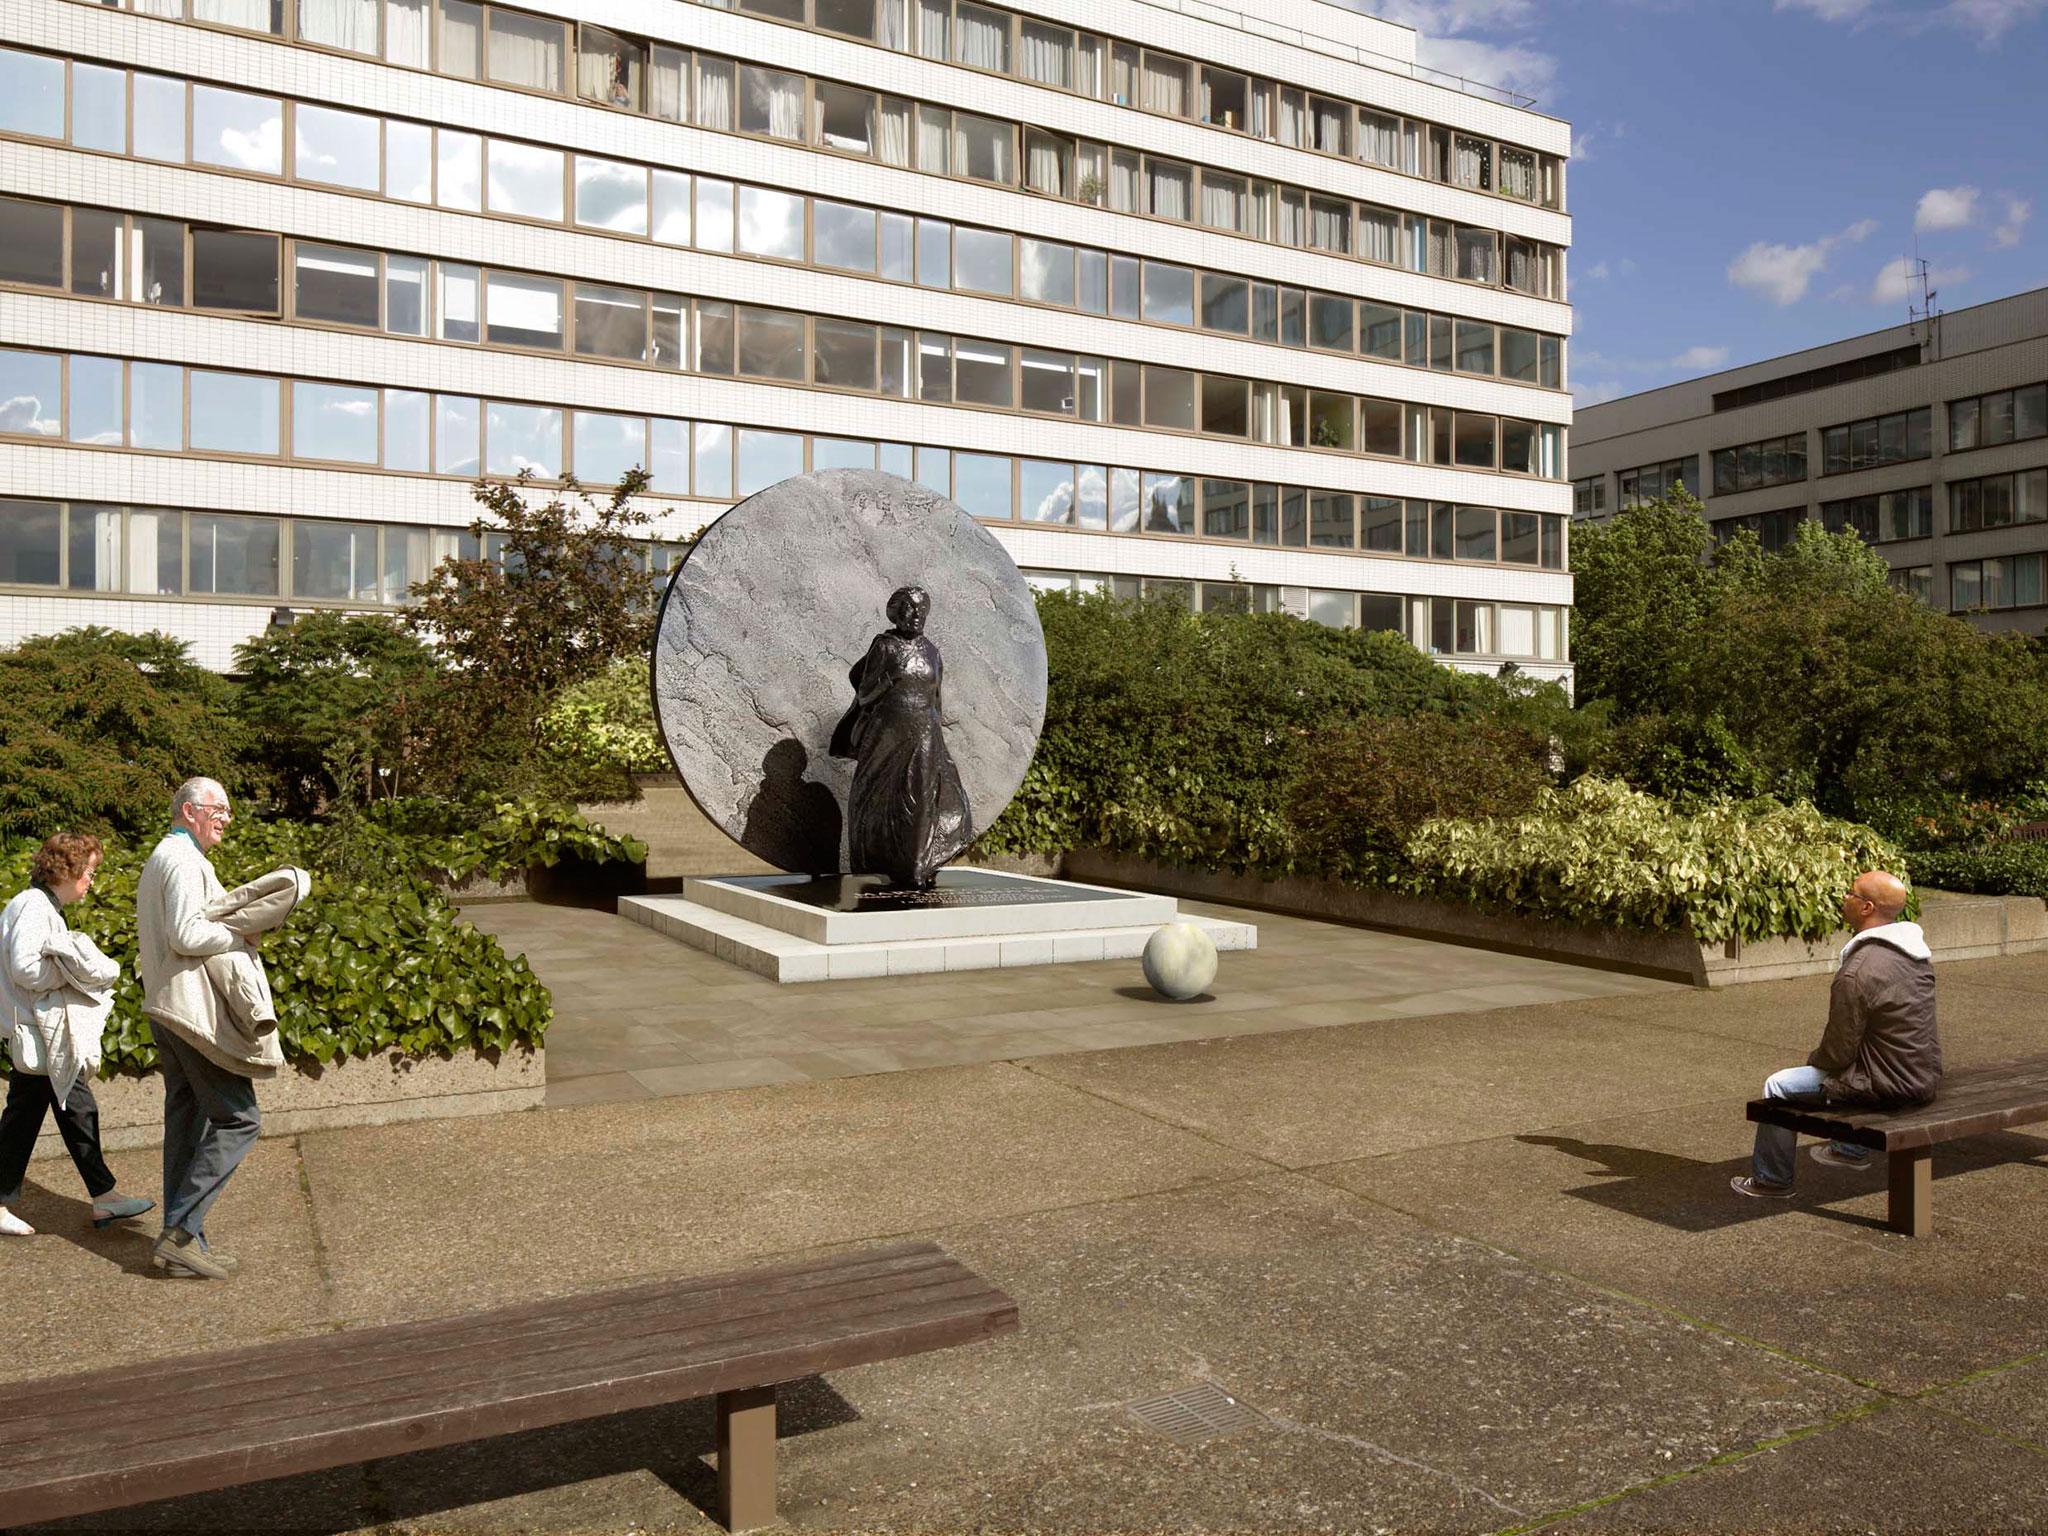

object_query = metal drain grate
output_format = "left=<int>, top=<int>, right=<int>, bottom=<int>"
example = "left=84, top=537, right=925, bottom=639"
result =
left=1125, top=1381, right=1267, bottom=1445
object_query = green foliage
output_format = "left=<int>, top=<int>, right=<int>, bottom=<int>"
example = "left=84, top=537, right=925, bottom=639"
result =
left=0, top=816, right=550, bottom=1077
left=535, top=656, right=667, bottom=800
left=1289, top=714, right=1552, bottom=879
left=1403, top=777, right=1906, bottom=944
left=1572, top=500, right=2048, bottom=826
left=406, top=474, right=656, bottom=760
left=976, top=591, right=1553, bottom=871
left=1905, top=841, right=2048, bottom=898
left=357, top=795, right=647, bottom=883
left=231, top=612, right=443, bottom=815
left=0, top=628, right=244, bottom=843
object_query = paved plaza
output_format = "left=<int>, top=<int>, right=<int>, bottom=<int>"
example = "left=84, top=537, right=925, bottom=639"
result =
left=8, top=911, right=2048, bottom=1534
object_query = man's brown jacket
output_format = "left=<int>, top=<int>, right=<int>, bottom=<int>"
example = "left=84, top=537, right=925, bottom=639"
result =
left=1811, top=923, right=1940, bottom=1107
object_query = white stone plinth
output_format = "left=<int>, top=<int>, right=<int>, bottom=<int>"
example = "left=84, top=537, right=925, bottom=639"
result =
left=685, top=868, right=1176, bottom=944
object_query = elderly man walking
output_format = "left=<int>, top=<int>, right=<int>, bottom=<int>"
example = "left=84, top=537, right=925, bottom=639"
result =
left=1733, top=870, right=1939, bottom=1200
left=138, top=778, right=275, bottom=1279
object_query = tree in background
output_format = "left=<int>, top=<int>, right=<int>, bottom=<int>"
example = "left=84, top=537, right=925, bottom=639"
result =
left=232, top=613, right=443, bottom=816
left=0, top=628, right=241, bottom=843
left=404, top=472, right=656, bottom=786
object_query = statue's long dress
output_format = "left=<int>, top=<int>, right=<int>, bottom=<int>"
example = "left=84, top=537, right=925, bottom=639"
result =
left=841, top=632, right=970, bottom=887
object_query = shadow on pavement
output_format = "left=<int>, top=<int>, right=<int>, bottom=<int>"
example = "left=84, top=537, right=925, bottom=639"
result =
left=22, top=1375, right=862, bottom=1534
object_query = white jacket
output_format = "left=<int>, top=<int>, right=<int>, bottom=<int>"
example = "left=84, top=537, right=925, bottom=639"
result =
left=2, top=885, right=118, bottom=1100
left=202, top=867, right=311, bottom=1035
left=136, top=832, right=282, bottom=1079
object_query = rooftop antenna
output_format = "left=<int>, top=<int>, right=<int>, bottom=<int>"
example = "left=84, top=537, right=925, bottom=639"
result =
left=1907, top=248, right=1943, bottom=362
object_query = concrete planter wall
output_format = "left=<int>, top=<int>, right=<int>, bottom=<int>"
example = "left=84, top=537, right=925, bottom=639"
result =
left=31, top=1047, right=543, bottom=1161
left=440, top=854, right=649, bottom=909
left=1048, top=849, right=2048, bottom=988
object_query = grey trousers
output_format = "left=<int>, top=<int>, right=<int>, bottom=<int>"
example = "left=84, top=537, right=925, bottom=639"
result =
left=156, top=1028, right=260, bottom=1239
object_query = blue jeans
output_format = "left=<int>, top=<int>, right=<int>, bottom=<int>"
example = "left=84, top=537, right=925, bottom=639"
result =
left=157, top=1029, right=260, bottom=1240
left=1751, top=1065, right=1868, bottom=1188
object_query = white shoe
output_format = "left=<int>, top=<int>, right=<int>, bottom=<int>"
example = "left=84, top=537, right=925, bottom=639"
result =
left=0, top=1207, right=34, bottom=1236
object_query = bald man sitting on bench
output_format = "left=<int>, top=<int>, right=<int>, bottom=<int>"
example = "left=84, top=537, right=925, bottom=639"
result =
left=1732, top=870, right=1941, bottom=1201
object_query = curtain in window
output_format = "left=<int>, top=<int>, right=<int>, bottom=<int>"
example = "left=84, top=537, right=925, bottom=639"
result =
left=1499, top=146, right=1536, bottom=200
left=300, top=0, right=377, bottom=53
left=1360, top=111, right=1397, bottom=167
left=1147, top=161, right=1189, bottom=221
left=1074, top=142, right=1103, bottom=201
left=1020, top=22, right=1069, bottom=86
left=194, top=0, right=274, bottom=30
left=1426, top=220, right=1451, bottom=276
left=1278, top=192, right=1304, bottom=246
left=1250, top=383, right=1276, bottom=444
left=1309, top=200, right=1349, bottom=253
left=1110, top=44, right=1136, bottom=104
left=577, top=33, right=614, bottom=103
left=1243, top=183, right=1271, bottom=239
left=1312, top=99, right=1344, bottom=152
left=916, top=106, right=948, bottom=171
left=695, top=58, right=734, bottom=128
left=1454, top=135, right=1488, bottom=189
left=954, top=6, right=1004, bottom=69
left=489, top=12, right=563, bottom=92
left=1277, top=89, right=1304, bottom=146
left=1141, top=56, right=1184, bottom=115
left=134, top=0, right=182, bottom=17
left=1074, top=36, right=1101, bottom=97
left=1358, top=207, right=1396, bottom=265
left=648, top=47, right=684, bottom=120
left=879, top=0, right=909, bottom=48
left=876, top=98, right=912, bottom=165
left=383, top=0, right=426, bottom=65
left=915, top=0, right=948, bottom=57
left=1109, top=150, right=1138, bottom=212
left=1200, top=175, right=1240, bottom=232
left=1026, top=133, right=1066, bottom=196
left=1456, top=227, right=1496, bottom=283
left=1248, top=82, right=1271, bottom=137
left=1506, top=238, right=1537, bottom=294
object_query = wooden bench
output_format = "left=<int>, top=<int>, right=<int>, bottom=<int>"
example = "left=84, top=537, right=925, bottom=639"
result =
left=1746, top=1055, right=2048, bottom=1237
left=0, top=1240, right=1016, bottom=1532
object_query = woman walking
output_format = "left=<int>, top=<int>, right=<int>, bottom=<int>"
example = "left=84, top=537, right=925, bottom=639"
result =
left=0, top=833, right=154, bottom=1236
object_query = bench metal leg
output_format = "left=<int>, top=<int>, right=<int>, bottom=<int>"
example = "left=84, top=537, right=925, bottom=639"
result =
left=1888, top=1147, right=1933, bottom=1238
left=717, top=1384, right=777, bottom=1532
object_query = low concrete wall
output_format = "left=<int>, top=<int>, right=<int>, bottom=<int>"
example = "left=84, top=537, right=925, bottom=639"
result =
left=1056, top=850, right=2048, bottom=988
left=32, top=1047, right=544, bottom=1160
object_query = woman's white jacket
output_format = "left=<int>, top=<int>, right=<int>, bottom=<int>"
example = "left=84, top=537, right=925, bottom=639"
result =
left=2, top=884, right=119, bottom=1100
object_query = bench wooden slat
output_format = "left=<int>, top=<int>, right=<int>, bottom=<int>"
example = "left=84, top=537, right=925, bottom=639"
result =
left=13, top=1269, right=1005, bottom=1475
left=0, top=1242, right=1018, bottom=1528
left=1745, top=1056, right=2048, bottom=1151
left=11, top=1243, right=962, bottom=1432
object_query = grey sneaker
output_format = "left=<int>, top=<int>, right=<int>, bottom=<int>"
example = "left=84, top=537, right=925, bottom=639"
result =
left=1730, top=1175, right=1795, bottom=1200
left=92, top=1192, right=156, bottom=1229
left=1811, top=1144, right=1875, bottom=1170
left=152, top=1228, right=234, bottom=1280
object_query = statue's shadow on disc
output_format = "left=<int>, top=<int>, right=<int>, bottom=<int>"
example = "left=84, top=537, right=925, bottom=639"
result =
left=739, top=738, right=844, bottom=875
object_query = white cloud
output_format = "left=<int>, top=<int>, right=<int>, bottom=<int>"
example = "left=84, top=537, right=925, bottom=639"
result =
left=1581, top=259, right=1612, bottom=281
left=1726, top=219, right=1876, bottom=306
left=1994, top=195, right=2033, bottom=248
left=1671, top=346, right=1731, bottom=370
left=1915, top=185, right=1980, bottom=232
left=1409, top=34, right=1557, bottom=98
left=1774, top=0, right=1874, bottom=17
left=1941, top=0, right=2047, bottom=40
left=1341, top=0, right=1557, bottom=100
left=1573, top=379, right=1628, bottom=408
left=1869, top=256, right=1971, bottom=306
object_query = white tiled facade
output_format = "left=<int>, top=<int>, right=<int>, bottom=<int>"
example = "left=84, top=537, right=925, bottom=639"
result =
left=0, top=0, right=1573, bottom=679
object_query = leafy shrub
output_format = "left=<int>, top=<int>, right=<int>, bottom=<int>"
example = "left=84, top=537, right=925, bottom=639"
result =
left=1289, top=715, right=1552, bottom=879
left=536, top=656, right=667, bottom=799
left=977, top=590, right=1561, bottom=871
left=1904, top=841, right=2048, bottom=898
left=0, top=817, right=550, bottom=1076
left=0, top=629, right=244, bottom=843
left=357, top=795, right=648, bottom=883
left=1403, top=777, right=1905, bottom=944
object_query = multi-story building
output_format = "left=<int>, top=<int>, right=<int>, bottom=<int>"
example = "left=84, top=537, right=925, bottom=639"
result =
left=0, top=0, right=1574, bottom=681
left=1573, top=287, right=2048, bottom=638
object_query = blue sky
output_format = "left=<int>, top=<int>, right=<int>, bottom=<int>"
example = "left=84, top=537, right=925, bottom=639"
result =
left=1346, top=0, right=2048, bottom=406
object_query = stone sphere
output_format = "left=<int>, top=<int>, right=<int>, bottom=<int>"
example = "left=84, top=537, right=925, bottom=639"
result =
left=1142, top=922, right=1218, bottom=1001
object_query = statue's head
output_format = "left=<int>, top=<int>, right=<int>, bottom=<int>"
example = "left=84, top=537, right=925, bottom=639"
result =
left=886, top=585, right=930, bottom=637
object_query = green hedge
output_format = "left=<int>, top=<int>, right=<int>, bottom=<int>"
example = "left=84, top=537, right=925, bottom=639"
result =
left=0, top=814, right=556, bottom=1076
left=1904, top=841, right=2048, bottom=899
left=537, top=657, right=668, bottom=782
left=1403, top=777, right=1906, bottom=944
left=354, top=795, right=647, bottom=883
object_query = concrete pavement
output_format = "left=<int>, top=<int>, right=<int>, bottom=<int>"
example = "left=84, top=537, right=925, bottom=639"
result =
left=7, top=943, right=2048, bottom=1534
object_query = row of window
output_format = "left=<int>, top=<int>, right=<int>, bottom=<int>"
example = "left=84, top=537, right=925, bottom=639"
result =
left=75, top=0, right=1566, bottom=210
left=1949, top=382, right=2048, bottom=454
left=1571, top=475, right=1605, bottom=516
left=1818, top=408, right=1934, bottom=477
left=1820, top=488, right=1932, bottom=545
left=0, top=47, right=1569, bottom=300
left=0, top=353, right=1569, bottom=563
left=1951, top=554, right=2046, bottom=613
left=1618, top=457, right=1695, bottom=509
left=0, top=194, right=1567, bottom=389
left=0, top=331, right=1566, bottom=476
left=1711, top=433, right=1806, bottom=497
left=1949, top=470, right=2048, bottom=534
left=1723, top=480, right=2044, bottom=552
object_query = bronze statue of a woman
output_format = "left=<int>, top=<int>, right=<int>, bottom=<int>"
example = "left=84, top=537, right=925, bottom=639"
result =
left=828, top=586, right=970, bottom=889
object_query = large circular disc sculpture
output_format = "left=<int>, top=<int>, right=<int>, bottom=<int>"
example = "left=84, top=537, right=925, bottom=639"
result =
left=653, top=469, right=1047, bottom=880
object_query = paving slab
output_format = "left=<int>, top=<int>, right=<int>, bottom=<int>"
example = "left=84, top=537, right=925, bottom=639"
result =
left=1923, top=1350, right=2048, bottom=1455
left=1023, top=1000, right=1770, bottom=1168
left=1317, top=1101, right=2048, bottom=1394
left=293, top=1062, right=1266, bottom=1326
left=1551, top=1402, right=2048, bottom=1532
